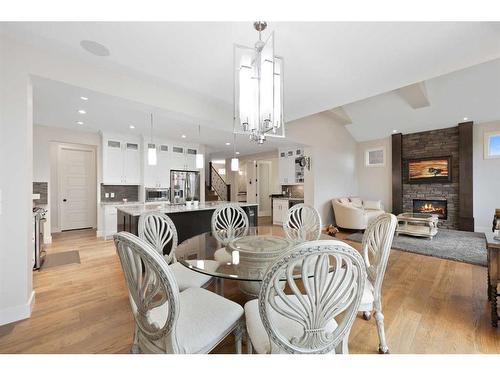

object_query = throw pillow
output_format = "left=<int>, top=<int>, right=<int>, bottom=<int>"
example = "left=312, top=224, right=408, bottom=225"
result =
left=349, top=197, right=363, bottom=208
left=364, top=200, right=382, bottom=210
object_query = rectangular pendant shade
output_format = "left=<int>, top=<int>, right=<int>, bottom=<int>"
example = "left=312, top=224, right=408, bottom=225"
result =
left=195, top=153, right=204, bottom=169
left=231, top=157, right=239, bottom=172
left=148, top=147, right=157, bottom=166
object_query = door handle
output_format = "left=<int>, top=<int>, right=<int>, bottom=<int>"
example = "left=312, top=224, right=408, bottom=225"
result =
left=63, top=199, right=67, bottom=202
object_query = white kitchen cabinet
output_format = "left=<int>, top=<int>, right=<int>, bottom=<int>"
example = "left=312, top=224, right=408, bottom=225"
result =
left=103, top=205, right=117, bottom=240
left=278, top=148, right=304, bottom=186
left=102, top=134, right=141, bottom=185
left=171, top=145, right=199, bottom=171
left=272, top=198, right=288, bottom=225
left=143, top=142, right=171, bottom=188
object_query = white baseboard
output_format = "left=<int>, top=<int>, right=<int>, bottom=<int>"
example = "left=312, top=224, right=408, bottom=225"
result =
left=0, top=290, right=35, bottom=326
left=96, top=230, right=103, bottom=238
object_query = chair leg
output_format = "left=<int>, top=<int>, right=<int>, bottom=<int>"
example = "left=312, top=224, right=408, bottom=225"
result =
left=234, top=320, right=244, bottom=354
left=374, top=306, right=389, bottom=354
left=216, top=278, right=225, bottom=296
left=131, top=325, right=140, bottom=354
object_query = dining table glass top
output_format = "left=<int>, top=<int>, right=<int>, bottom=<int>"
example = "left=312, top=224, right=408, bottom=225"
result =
left=176, top=225, right=331, bottom=282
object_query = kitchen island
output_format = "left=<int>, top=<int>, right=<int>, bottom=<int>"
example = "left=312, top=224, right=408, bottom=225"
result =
left=116, top=202, right=258, bottom=253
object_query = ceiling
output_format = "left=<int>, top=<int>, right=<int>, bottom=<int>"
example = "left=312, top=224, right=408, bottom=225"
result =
left=3, top=22, right=500, bottom=123
left=344, top=57, right=500, bottom=141
left=32, top=77, right=299, bottom=157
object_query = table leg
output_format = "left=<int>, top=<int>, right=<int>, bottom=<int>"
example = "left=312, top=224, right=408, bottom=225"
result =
left=491, top=283, right=498, bottom=328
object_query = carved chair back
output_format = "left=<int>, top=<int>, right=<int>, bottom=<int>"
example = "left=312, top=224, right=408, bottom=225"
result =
left=211, top=204, right=249, bottom=245
left=138, top=212, right=179, bottom=264
left=361, top=213, right=397, bottom=299
left=114, top=232, right=180, bottom=353
left=283, top=204, right=322, bottom=243
left=259, top=240, right=366, bottom=354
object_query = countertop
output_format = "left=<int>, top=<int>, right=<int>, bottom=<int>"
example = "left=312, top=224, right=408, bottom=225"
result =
left=116, top=201, right=258, bottom=216
left=100, top=201, right=170, bottom=206
left=270, top=196, right=304, bottom=201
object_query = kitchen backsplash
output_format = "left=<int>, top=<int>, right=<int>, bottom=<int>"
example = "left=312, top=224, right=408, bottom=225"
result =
left=281, top=184, right=304, bottom=198
left=101, top=184, right=139, bottom=202
left=33, top=182, right=48, bottom=205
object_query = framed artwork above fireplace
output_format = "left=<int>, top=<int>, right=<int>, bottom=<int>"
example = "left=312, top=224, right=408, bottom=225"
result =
left=407, top=156, right=452, bottom=184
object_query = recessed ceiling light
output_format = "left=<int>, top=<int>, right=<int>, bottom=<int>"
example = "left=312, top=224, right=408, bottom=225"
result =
left=225, top=142, right=231, bottom=146
left=76, top=121, right=84, bottom=125
left=181, top=134, right=186, bottom=138
left=463, top=117, right=469, bottom=121
left=392, top=129, right=398, bottom=133
left=78, top=109, right=86, bottom=114
left=129, top=125, right=135, bottom=129
left=80, top=96, right=88, bottom=101
left=80, top=40, right=110, bottom=57
left=236, top=151, right=240, bottom=155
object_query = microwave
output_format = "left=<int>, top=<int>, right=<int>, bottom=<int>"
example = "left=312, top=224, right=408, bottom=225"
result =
left=145, top=187, right=170, bottom=202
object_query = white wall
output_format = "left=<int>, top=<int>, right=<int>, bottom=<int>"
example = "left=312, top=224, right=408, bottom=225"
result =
left=34, top=125, right=101, bottom=238
left=356, top=137, right=392, bottom=211
left=473, top=120, right=500, bottom=233
left=286, top=113, right=358, bottom=225
left=0, top=39, right=34, bottom=325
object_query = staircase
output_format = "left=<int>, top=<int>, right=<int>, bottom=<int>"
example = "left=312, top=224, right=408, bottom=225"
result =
left=205, top=184, right=221, bottom=201
left=208, top=162, right=231, bottom=201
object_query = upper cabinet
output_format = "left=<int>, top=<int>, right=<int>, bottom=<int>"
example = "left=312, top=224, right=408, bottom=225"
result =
left=171, top=144, right=199, bottom=171
left=278, top=147, right=304, bottom=185
left=102, top=134, right=141, bottom=185
left=102, top=132, right=202, bottom=187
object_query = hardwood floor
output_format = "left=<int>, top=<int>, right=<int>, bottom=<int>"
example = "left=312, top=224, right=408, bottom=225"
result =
left=0, top=227, right=498, bottom=354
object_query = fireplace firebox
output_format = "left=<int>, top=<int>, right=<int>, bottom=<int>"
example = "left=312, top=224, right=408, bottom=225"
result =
left=413, top=199, right=447, bottom=220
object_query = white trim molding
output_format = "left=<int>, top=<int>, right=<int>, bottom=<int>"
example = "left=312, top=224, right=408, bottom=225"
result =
left=484, top=131, right=500, bottom=159
left=365, top=146, right=386, bottom=167
left=0, top=291, right=35, bottom=326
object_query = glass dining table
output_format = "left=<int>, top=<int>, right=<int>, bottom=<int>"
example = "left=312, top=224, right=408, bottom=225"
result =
left=176, top=225, right=331, bottom=296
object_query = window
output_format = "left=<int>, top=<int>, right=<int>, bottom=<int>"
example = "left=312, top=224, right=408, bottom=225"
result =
left=365, top=147, right=385, bottom=167
left=485, top=131, right=500, bottom=159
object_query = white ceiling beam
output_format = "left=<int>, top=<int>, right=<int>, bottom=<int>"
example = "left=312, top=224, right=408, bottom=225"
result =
left=396, top=81, right=430, bottom=109
left=323, top=106, right=353, bottom=126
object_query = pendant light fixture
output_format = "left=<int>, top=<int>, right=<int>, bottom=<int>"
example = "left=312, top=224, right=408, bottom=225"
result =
left=234, top=21, right=284, bottom=144
left=147, top=113, right=157, bottom=166
left=195, top=125, right=205, bottom=169
left=231, top=133, right=239, bottom=172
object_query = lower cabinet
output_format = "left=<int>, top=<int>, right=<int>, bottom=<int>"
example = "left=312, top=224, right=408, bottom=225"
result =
left=272, top=199, right=288, bottom=225
left=103, top=206, right=118, bottom=240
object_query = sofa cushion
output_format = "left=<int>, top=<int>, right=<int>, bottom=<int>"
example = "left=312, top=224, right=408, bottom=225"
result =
left=349, top=197, right=363, bottom=208
left=338, top=197, right=350, bottom=205
left=364, top=200, right=382, bottom=210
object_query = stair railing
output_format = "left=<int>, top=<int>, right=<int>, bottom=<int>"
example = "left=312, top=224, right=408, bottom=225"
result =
left=209, top=162, right=231, bottom=201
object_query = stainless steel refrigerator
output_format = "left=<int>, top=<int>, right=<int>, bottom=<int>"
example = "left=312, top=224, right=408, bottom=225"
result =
left=170, top=170, right=200, bottom=204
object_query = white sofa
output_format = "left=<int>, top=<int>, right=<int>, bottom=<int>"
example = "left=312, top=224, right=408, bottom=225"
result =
left=332, top=197, right=385, bottom=230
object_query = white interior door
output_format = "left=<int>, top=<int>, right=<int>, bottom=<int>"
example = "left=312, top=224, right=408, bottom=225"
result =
left=59, top=147, right=96, bottom=231
left=257, top=161, right=272, bottom=217
left=246, top=161, right=257, bottom=204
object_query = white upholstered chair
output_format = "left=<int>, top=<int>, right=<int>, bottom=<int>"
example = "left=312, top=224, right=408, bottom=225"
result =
left=244, top=240, right=366, bottom=354
left=358, top=213, right=397, bottom=354
left=282, top=204, right=322, bottom=243
left=114, top=232, right=245, bottom=354
left=138, top=212, right=213, bottom=291
left=332, top=197, right=385, bottom=230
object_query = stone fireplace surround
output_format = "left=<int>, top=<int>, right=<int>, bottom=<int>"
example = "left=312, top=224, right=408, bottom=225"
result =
left=392, top=122, right=474, bottom=231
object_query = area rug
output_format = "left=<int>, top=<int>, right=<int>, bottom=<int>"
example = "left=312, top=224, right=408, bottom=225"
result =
left=346, top=229, right=487, bottom=266
left=40, top=250, right=81, bottom=270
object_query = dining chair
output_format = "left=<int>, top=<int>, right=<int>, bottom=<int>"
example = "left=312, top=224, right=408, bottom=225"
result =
left=212, top=204, right=249, bottom=264
left=283, top=203, right=322, bottom=243
left=358, top=213, right=397, bottom=354
left=244, top=240, right=366, bottom=354
left=114, top=231, right=245, bottom=354
left=138, top=211, right=213, bottom=292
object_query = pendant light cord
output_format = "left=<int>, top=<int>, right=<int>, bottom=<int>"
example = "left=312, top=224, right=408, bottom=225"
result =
left=150, top=113, right=153, bottom=143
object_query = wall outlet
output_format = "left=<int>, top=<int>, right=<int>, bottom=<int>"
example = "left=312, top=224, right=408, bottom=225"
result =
left=110, top=192, right=115, bottom=198
left=105, top=193, right=110, bottom=198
